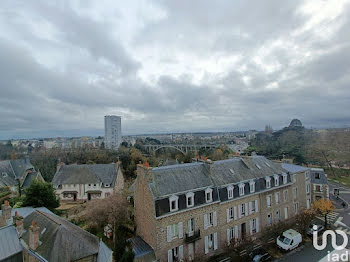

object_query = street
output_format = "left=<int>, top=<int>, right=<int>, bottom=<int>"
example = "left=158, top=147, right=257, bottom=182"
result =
left=277, top=181, right=350, bottom=262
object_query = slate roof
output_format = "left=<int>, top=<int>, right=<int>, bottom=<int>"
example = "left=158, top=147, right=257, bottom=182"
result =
left=0, top=159, right=35, bottom=187
left=0, top=225, right=23, bottom=260
left=149, top=156, right=289, bottom=198
left=0, top=207, right=53, bottom=226
left=21, top=210, right=101, bottom=262
left=129, top=236, right=155, bottom=259
left=97, top=241, right=113, bottom=262
left=52, top=164, right=118, bottom=187
left=311, top=168, right=328, bottom=184
left=150, top=162, right=213, bottom=197
left=21, top=172, right=42, bottom=188
left=282, top=163, right=309, bottom=174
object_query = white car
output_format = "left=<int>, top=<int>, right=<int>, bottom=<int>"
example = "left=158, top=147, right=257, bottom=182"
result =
left=276, top=229, right=302, bottom=251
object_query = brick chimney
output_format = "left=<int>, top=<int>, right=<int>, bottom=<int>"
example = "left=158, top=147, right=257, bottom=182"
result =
left=1, top=200, right=12, bottom=221
left=29, top=221, right=40, bottom=250
left=13, top=211, right=24, bottom=237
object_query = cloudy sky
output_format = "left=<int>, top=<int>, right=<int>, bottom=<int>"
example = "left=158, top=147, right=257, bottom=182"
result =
left=1, top=0, right=350, bottom=139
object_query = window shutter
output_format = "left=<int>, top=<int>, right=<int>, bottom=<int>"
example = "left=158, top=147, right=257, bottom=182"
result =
left=249, top=201, right=253, bottom=214
left=168, top=249, right=173, bottom=262
left=179, top=245, right=184, bottom=260
left=245, top=203, right=248, bottom=216
left=313, top=184, right=316, bottom=190
left=187, top=219, right=191, bottom=233
left=255, top=200, right=259, bottom=212
left=238, top=205, right=242, bottom=218
left=250, top=220, right=253, bottom=235
left=226, top=209, right=230, bottom=223
left=234, top=225, right=238, bottom=239
left=178, top=222, right=183, bottom=238
left=214, top=232, right=218, bottom=250
left=275, top=193, right=278, bottom=204
left=320, top=185, right=323, bottom=192
left=205, top=236, right=209, bottom=254
left=233, top=206, right=237, bottom=220
left=213, top=211, right=217, bottom=227
left=256, top=217, right=260, bottom=233
left=227, top=228, right=231, bottom=245
left=204, top=214, right=208, bottom=230
left=167, top=226, right=172, bottom=242
left=284, top=207, right=288, bottom=219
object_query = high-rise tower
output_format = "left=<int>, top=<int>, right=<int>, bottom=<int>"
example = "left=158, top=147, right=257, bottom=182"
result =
left=104, top=115, right=122, bottom=150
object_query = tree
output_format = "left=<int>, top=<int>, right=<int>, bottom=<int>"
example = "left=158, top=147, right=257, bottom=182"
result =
left=295, top=209, right=316, bottom=234
left=312, top=199, right=334, bottom=227
left=22, top=179, right=59, bottom=211
left=83, top=193, right=132, bottom=262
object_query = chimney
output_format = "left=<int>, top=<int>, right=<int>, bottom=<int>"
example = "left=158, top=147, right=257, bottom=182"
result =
left=1, top=200, right=12, bottom=221
left=204, top=159, right=214, bottom=176
left=13, top=211, right=24, bottom=237
left=29, top=221, right=40, bottom=250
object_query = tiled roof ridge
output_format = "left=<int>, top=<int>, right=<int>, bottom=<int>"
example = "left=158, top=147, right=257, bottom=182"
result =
left=152, top=161, right=203, bottom=171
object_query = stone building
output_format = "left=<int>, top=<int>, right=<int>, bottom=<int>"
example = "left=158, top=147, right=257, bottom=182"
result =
left=134, top=156, right=311, bottom=262
left=52, top=162, right=124, bottom=202
left=0, top=201, right=113, bottom=262
left=310, top=168, right=329, bottom=201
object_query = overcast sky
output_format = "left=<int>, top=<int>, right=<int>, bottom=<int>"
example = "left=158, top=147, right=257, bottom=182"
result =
left=1, top=0, right=350, bottom=139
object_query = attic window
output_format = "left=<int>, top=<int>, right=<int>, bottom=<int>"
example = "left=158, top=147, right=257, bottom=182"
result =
left=229, top=169, right=235, bottom=174
left=249, top=180, right=255, bottom=193
left=282, top=173, right=288, bottom=184
left=169, top=195, right=179, bottom=212
left=2, top=172, right=7, bottom=178
left=205, top=188, right=213, bottom=203
left=227, top=185, right=234, bottom=199
left=265, top=162, right=271, bottom=167
left=255, top=164, right=261, bottom=170
left=239, top=183, right=245, bottom=196
left=265, top=176, right=271, bottom=189
left=274, top=175, right=279, bottom=186
left=186, top=192, right=194, bottom=208
left=41, top=228, right=47, bottom=235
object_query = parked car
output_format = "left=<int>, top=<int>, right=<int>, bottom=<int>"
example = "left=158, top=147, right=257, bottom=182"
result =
left=276, top=229, right=302, bottom=251
left=249, top=247, right=271, bottom=262
left=307, top=223, right=324, bottom=236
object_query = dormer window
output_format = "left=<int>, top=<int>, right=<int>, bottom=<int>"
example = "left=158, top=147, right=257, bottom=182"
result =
left=2, top=172, right=7, bottom=178
left=265, top=176, right=271, bottom=189
left=205, top=188, right=213, bottom=203
left=274, top=175, right=279, bottom=187
left=104, top=183, right=110, bottom=187
left=227, top=185, right=234, bottom=199
left=169, top=195, right=179, bottom=212
left=186, top=192, right=194, bottom=208
left=315, top=173, right=321, bottom=179
left=282, top=173, right=287, bottom=184
left=239, top=183, right=245, bottom=196
left=249, top=180, right=255, bottom=193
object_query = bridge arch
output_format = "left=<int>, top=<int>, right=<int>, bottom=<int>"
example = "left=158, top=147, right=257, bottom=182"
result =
left=151, top=145, right=186, bottom=155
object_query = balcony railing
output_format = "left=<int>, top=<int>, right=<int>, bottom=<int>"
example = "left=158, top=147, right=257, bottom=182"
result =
left=185, top=230, right=201, bottom=243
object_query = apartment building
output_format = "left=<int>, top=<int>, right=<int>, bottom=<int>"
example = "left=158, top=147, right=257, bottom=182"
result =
left=134, top=156, right=310, bottom=262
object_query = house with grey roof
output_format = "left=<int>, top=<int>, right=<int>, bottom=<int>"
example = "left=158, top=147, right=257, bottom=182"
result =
left=52, top=162, right=124, bottom=202
left=0, top=159, right=44, bottom=193
left=0, top=201, right=113, bottom=262
left=134, top=156, right=311, bottom=262
left=310, top=168, right=329, bottom=201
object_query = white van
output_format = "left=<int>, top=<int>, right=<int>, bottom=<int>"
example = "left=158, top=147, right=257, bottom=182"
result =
left=276, top=229, right=302, bottom=251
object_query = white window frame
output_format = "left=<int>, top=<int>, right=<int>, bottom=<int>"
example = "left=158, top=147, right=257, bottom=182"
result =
left=267, top=195, right=272, bottom=207
left=265, top=176, right=271, bottom=189
left=240, top=203, right=246, bottom=216
left=205, top=188, right=213, bottom=203
left=249, top=180, right=255, bottom=193
left=283, top=190, right=288, bottom=202
left=239, top=183, right=245, bottom=196
left=186, top=192, right=194, bottom=208
left=274, top=174, right=279, bottom=187
left=227, top=185, right=234, bottom=200
left=294, top=202, right=299, bottom=214
left=229, top=207, right=234, bottom=220
left=169, top=195, right=179, bottom=212
left=293, top=187, right=298, bottom=200
left=275, top=192, right=280, bottom=204
left=282, top=173, right=287, bottom=184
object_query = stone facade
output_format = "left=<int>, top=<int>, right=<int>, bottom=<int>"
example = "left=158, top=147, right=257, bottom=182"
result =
left=134, top=157, right=310, bottom=262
